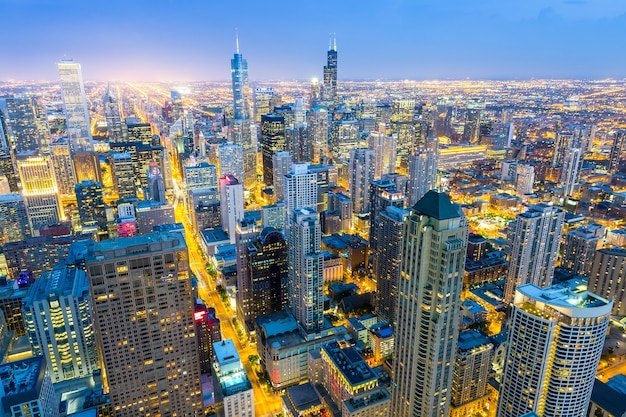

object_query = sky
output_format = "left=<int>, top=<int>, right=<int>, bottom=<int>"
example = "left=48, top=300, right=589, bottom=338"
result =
left=1, top=0, right=626, bottom=82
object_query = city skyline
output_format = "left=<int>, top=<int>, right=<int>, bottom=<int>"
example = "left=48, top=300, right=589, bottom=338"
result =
left=1, top=0, right=626, bottom=82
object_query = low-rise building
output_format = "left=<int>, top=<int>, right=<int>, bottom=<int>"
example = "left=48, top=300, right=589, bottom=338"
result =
left=213, top=339, right=254, bottom=417
left=0, top=356, right=58, bottom=417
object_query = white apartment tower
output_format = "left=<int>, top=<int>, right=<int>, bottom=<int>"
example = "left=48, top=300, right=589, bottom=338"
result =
left=391, top=191, right=468, bottom=417
left=220, top=175, right=245, bottom=243
left=407, top=148, right=438, bottom=206
left=288, top=207, right=324, bottom=333
left=497, top=283, right=611, bottom=417
left=504, top=204, right=565, bottom=303
left=349, top=148, right=376, bottom=214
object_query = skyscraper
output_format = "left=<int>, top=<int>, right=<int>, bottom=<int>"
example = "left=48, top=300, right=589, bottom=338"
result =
left=310, top=106, right=330, bottom=163
left=79, top=231, right=202, bottom=416
left=391, top=99, right=416, bottom=167
left=504, top=204, right=565, bottom=303
left=237, top=227, right=288, bottom=330
left=103, top=86, right=125, bottom=142
left=608, top=130, right=625, bottom=174
left=369, top=178, right=405, bottom=254
left=4, top=96, right=40, bottom=153
left=72, top=151, right=101, bottom=184
left=220, top=175, right=244, bottom=243
left=218, top=141, right=244, bottom=180
left=16, top=154, right=61, bottom=232
left=559, top=146, right=582, bottom=197
left=231, top=33, right=250, bottom=121
left=391, top=190, right=468, bottom=417
left=368, top=131, right=397, bottom=179
left=348, top=148, right=376, bottom=214
left=110, top=152, right=137, bottom=199
left=289, top=207, right=324, bottom=333
left=147, top=161, right=166, bottom=202
left=561, top=223, right=604, bottom=276
left=515, top=164, right=534, bottom=196
left=588, top=247, right=626, bottom=316
left=407, top=148, right=438, bottom=206
left=462, top=99, right=484, bottom=145
left=283, top=164, right=318, bottom=218
left=373, top=206, right=408, bottom=324
left=253, top=87, right=275, bottom=123
left=272, top=151, right=292, bottom=202
left=496, top=283, right=611, bottom=417
left=49, top=141, right=76, bottom=196
left=0, top=193, right=31, bottom=245
left=261, top=113, right=286, bottom=185
left=451, top=330, right=493, bottom=411
left=57, top=60, right=93, bottom=152
left=75, top=180, right=107, bottom=231
left=322, top=34, right=338, bottom=107
left=0, top=148, right=19, bottom=192
left=22, top=262, right=99, bottom=383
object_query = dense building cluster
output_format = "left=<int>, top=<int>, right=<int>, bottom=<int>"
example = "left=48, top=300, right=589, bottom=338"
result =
left=0, top=32, right=625, bottom=417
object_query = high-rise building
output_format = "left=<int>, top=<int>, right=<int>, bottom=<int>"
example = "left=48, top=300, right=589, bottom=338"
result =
left=462, top=99, right=484, bottom=145
left=504, top=203, right=565, bottom=303
left=322, top=34, right=338, bottom=107
left=451, top=330, right=493, bottom=410
left=4, top=96, right=40, bottom=153
left=49, top=141, right=76, bottom=196
left=0, top=149, right=19, bottom=192
left=391, top=99, right=416, bottom=162
left=368, top=131, right=397, bottom=179
left=349, top=148, right=376, bottom=214
left=559, top=146, right=582, bottom=197
left=194, top=302, right=221, bottom=375
left=103, top=87, right=125, bottom=142
left=253, top=87, right=275, bottom=123
left=220, top=175, right=244, bottom=243
left=496, top=282, right=611, bottom=417
left=0, top=108, right=9, bottom=149
left=515, top=164, right=534, bottom=196
left=261, top=113, right=286, bottom=185
left=608, top=130, right=625, bottom=174
left=16, top=154, right=61, bottom=232
left=407, top=148, right=438, bottom=206
left=283, top=164, right=318, bottom=217
left=238, top=227, right=288, bottom=330
left=272, top=151, right=293, bottom=202
left=213, top=339, right=254, bottom=417
left=391, top=191, right=468, bottom=417
left=289, top=208, right=324, bottom=333
left=110, top=152, right=137, bottom=199
left=22, top=262, right=99, bottom=383
left=185, top=162, right=218, bottom=191
left=147, top=161, right=166, bottom=202
left=330, top=119, right=359, bottom=161
left=588, top=247, right=626, bottom=316
left=79, top=231, right=202, bottom=416
left=75, top=180, right=107, bottom=231
left=310, top=107, right=330, bottom=163
left=72, top=151, right=101, bottom=184
left=218, top=142, right=244, bottom=180
left=231, top=34, right=250, bottom=121
left=0, top=193, right=31, bottom=245
left=373, top=206, right=408, bottom=324
left=0, top=356, right=59, bottom=417
left=561, top=223, right=605, bottom=276
left=57, top=60, right=92, bottom=152
left=126, top=121, right=154, bottom=145
left=369, top=178, right=405, bottom=253
left=287, top=125, right=313, bottom=163
left=134, top=200, right=175, bottom=235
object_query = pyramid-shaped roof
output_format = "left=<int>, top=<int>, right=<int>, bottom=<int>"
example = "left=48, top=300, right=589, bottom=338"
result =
left=412, top=190, right=461, bottom=220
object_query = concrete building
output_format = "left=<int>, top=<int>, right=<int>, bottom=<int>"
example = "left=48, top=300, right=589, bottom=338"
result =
left=391, top=191, right=468, bottom=417
left=588, top=247, right=626, bottom=316
left=561, top=223, right=605, bottom=276
left=504, top=203, right=565, bottom=303
left=213, top=339, right=254, bottom=417
left=496, top=282, right=611, bottom=417
left=0, top=356, right=58, bottom=417
left=79, top=231, right=202, bottom=416
left=450, top=330, right=493, bottom=413
left=407, top=148, right=438, bottom=206
left=134, top=199, right=175, bottom=235
left=348, top=148, right=376, bottom=215
left=22, top=263, right=99, bottom=383
left=0, top=193, right=31, bottom=245
left=220, top=175, right=244, bottom=243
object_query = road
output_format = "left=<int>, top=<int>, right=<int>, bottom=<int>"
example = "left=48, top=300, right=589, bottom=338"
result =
left=174, top=183, right=283, bottom=417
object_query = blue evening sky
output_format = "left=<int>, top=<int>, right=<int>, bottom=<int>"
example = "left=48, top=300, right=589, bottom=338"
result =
left=0, top=0, right=625, bottom=81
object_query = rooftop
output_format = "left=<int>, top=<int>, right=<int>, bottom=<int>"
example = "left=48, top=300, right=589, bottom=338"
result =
left=213, top=339, right=239, bottom=366
left=0, top=356, right=47, bottom=412
left=412, top=190, right=462, bottom=221
left=457, top=330, right=491, bottom=352
left=590, top=380, right=626, bottom=417
left=284, top=382, right=321, bottom=413
left=343, top=388, right=390, bottom=413
left=321, top=340, right=377, bottom=387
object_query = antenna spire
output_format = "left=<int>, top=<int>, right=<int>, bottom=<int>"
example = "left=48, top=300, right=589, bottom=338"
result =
left=235, top=28, right=240, bottom=53
left=333, top=32, right=337, bottom=51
